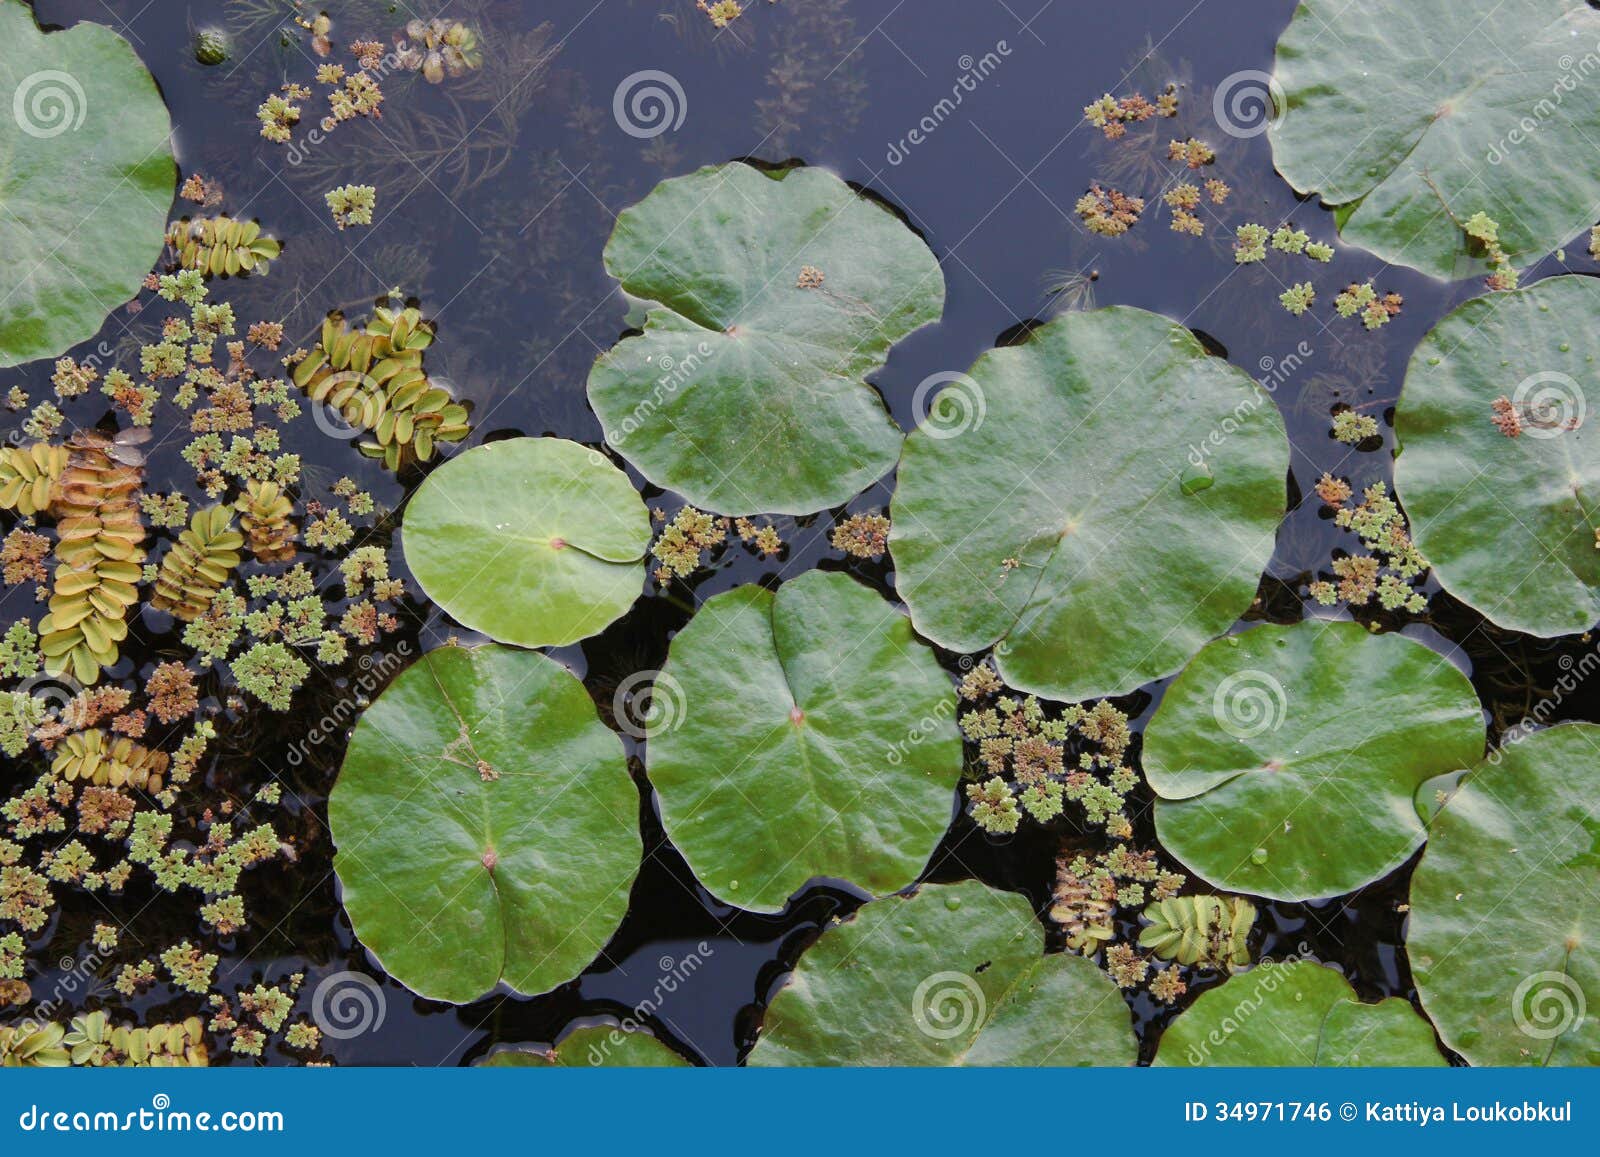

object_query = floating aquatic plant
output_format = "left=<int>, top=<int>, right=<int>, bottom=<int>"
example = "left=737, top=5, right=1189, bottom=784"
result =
left=394, top=17, right=482, bottom=82
left=149, top=506, right=244, bottom=622
left=749, top=881, right=1137, bottom=1066
left=1137, top=894, right=1255, bottom=969
left=165, top=216, right=282, bottom=278
left=0, top=444, right=68, bottom=518
left=325, top=183, right=377, bottom=229
left=289, top=303, right=470, bottom=471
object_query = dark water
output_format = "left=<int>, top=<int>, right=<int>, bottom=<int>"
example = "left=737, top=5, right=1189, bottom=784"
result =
left=7, top=0, right=1598, bottom=1066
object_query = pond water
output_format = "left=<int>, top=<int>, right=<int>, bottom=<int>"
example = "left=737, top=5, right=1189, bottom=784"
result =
left=8, top=0, right=1597, bottom=1065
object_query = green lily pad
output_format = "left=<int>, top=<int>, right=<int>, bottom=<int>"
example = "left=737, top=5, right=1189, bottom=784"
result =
left=1394, top=276, right=1600, bottom=637
left=328, top=645, right=641, bottom=1004
left=1145, top=621, right=1484, bottom=901
left=481, top=1024, right=688, bottom=1067
left=402, top=438, right=651, bottom=648
left=747, top=880, right=1136, bottom=1066
left=587, top=163, right=944, bottom=515
left=890, top=307, right=1288, bottom=702
left=1409, top=724, right=1600, bottom=1065
left=647, top=570, right=961, bottom=913
left=1154, top=960, right=1445, bottom=1066
left=1270, top=0, right=1600, bottom=279
left=0, top=0, right=175, bottom=367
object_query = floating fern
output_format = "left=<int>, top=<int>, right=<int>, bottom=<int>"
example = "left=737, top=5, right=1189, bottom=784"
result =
left=1049, top=856, right=1117, bottom=954
left=1138, top=894, right=1256, bottom=969
left=38, top=434, right=146, bottom=685
left=0, top=443, right=68, bottom=516
left=234, top=480, right=296, bottom=562
left=150, top=506, right=243, bottom=621
left=291, top=305, right=471, bottom=471
left=166, top=215, right=281, bottom=277
left=52, top=729, right=170, bottom=792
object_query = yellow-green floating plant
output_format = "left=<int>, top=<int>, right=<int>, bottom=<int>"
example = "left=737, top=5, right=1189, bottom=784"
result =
left=52, top=729, right=170, bottom=792
left=165, top=215, right=282, bottom=277
left=234, top=480, right=297, bottom=562
left=0, top=443, right=68, bottom=517
left=38, top=434, right=146, bottom=685
left=291, top=304, right=470, bottom=471
left=1138, top=894, right=1256, bottom=969
left=150, top=505, right=243, bottom=621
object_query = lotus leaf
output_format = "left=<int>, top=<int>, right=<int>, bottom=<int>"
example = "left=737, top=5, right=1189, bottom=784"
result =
left=890, top=307, right=1288, bottom=702
left=403, top=438, right=651, bottom=648
left=0, top=0, right=175, bottom=366
left=1394, top=276, right=1600, bottom=637
left=328, top=645, right=641, bottom=1004
left=1271, top=0, right=1600, bottom=279
left=1144, top=621, right=1484, bottom=901
left=747, top=880, right=1137, bottom=1066
left=1409, top=724, right=1600, bottom=1065
left=481, top=1024, right=688, bottom=1067
left=587, top=162, right=944, bottom=515
left=648, top=569, right=961, bottom=913
left=1154, top=960, right=1445, bottom=1066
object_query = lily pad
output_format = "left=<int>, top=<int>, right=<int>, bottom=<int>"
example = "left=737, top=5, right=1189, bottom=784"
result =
left=0, top=0, right=176, bottom=366
left=890, top=307, right=1288, bottom=702
left=328, top=645, right=641, bottom=1004
left=1144, top=621, right=1484, bottom=901
left=587, top=163, right=944, bottom=515
left=402, top=438, right=651, bottom=648
left=1153, top=960, right=1445, bottom=1066
left=481, top=1024, right=688, bottom=1067
left=648, top=570, right=961, bottom=913
left=1270, top=0, right=1600, bottom=279
left=1409, top=724, right=1600, bottom=1065
left=1394, top=276, right=1600, bottom=637
left=747, top=880, right=1136, bottom=1066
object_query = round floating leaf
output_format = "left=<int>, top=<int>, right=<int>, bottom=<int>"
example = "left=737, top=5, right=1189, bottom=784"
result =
left=481, top=1024, right=688, bottom=1067
left=1409, top=724, right=1600, bottom=1065
left=588, top=163, right=944, bottom=515
left=1271, top=0, right=1600, bottom=279
left=1145, top=621, right=1484, bottom=901
left=648, top=570, right=961, bottom=913
left=0, top=0, right=176, bottom=366
left=890, top=308, right=1288, bottom=702
left=1154, top=960, right=1445, bottom=1066
left=748, top=881, right=1136, bottom=1066
left=1394, top=276, right=1600, bottom=637
left=328, top=645, right=641, bottom=1004
left=403, top=438, right=651, bottom=648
